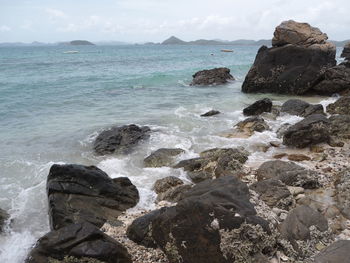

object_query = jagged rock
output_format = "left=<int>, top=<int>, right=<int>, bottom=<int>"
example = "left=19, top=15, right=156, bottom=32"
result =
left=335, top=168, right=350, bottom=219
left=200, top=110, right=221, bottom=117
left=327, top=96, right=350, bottom=115
left=26, top=222, right=132, bottom=263
left=329, top=115, right=350, bottom=139
left=341, top=42, right=350, bottom=59
left=314, top=240, right=350, bottom=263
left=283, top=114, right=330, bottom=148
left=153, top=176, right=184, bottom=194
left=0, top=208, right=9, bottom=232
left=144, top=148, right=185, bottom=168
left=243, top=98, right=272, bottom=116
left=281, top=99, right=324, bottom=117
left=234, top=117, right=270, bottom=136
left=190, top=67, right=234, bottom=86
left=153, top=176, right=191, bottom=203
left=47, top=164, right=139, bottom=230
left=256, top=160, right=319, bottom=189
left=174, top=148, right=249, bottom=183
left=93, top=124, right=150, bottom=155
left=242, top=21, right=336, bottom=95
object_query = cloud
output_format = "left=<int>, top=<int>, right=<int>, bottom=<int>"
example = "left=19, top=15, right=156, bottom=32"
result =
left=0, top=25, right=11, bottom=32
left=45, top=8, right=67, bottom=19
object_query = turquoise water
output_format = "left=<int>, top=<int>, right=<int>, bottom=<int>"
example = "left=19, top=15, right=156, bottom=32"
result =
left=0, top=45, right=338, bottom=262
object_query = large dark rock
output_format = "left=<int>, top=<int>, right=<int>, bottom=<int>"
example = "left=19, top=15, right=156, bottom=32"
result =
left=47, top=164, right=139, bottom=230
left=0, top=208, right=9, bottom=232
left=314, top=240, right=350, bottom=263
left=26, top=222, right=131, bottom=263
left=329, top=115, right=350, bottom=139
left=283, top=114, right=330, bottom=148
left=93, top=124, right=150, bottom=155
left=144, top=148, right=184, bottom=168
left=281, top=99, right=324, bottom=117
left=327, top=96, right=350, bottom=115
left=256, top=160, right=319, bottom=189
left=341, top=42, right=350, bottom=59
left=242, top=21, right=336, bottom=95
left=243, top=98, right=272, bottom=116
left=190, top=67, right=234, bottom=86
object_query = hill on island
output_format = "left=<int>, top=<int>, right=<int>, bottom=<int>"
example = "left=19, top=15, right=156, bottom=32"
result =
left=161, top=36, right=272, bottom=46
left=59, top=40, right=95, bottom=46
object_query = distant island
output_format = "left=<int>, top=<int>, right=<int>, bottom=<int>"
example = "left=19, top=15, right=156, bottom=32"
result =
left=59, top=40, right=95, bottom=46
left=161, top=36, right=272, bottom=46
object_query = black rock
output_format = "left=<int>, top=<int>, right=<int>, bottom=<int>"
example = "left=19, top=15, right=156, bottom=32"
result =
left=243, top=98, right=272, bottom=116
left=341, top=42, right=350, bottom=59
left=314, top=240, right=350, bottom=263
left=281, top=99, right=324, bottom=117
left=190, top=68, right=234, bottom=86
left=0, top=208, right=9, bottom=232
left=200, top=110, right=221, bottom=117
left=93, top=124, right=150, bottom=155
left=47, top=164, right=139, bottom=230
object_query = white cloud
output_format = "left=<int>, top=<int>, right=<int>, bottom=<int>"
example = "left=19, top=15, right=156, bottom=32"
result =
left=0, top=25, right=11, bottom=32
left=45, top=8, right=67, bottom=19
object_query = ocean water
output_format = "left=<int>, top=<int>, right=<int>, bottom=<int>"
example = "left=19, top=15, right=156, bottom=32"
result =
left=0, top=45, right=341, bottom=262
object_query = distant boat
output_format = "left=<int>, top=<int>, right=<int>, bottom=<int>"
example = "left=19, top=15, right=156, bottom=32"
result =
left=221, top=49, right=234, bottom=53
left=63, top=51, right=79, bottom=54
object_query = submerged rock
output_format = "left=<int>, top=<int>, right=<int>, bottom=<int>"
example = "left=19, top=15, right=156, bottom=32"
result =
left=243, top=98, right=272, bottom=116
left=314, top=240, right=350, bottom=263
left=200, top=110, right=221, bottom=117
left=0, top=208, right=9, bottom=232
left=281, top=99, right=324, bottom=117
left=26, top=222, right=132, bottom=263
left=93, top=124, right=150, bottom=155
left=190, top=67, right=234, bottom=86
left=234, top=116, right=270, bottom=136
left=327, top=96, right=350, bottom=115
left=144, top=148, right=184, bottom=168
left=283, top=114, right=330, bottom=148
left=47, top=164, right=139, bottom=230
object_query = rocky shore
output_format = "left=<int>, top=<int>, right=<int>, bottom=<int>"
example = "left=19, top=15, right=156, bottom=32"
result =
left=22, top=20, right=350, bottom=263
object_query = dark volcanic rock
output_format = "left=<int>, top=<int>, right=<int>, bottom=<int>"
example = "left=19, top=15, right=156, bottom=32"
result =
left=242, top=20, right=336, bottom=95
left=144, top=148, right=184, bottom=168
left=200, top=110, right=221, bottom=117
left=0, top=208, right=9, bottom=232
left=26, top=222, right=131, bottom=263
left=47, top=164, right=139, bottom=230
left=327, top=96, right=350, bottom=115
left=256, top=160, right=319, bottom=189
left=243, top=98, right=272, bottom=116
left=190, top=67, right=234, bottom=86
left=93, top=124, right=150, bottom=155
left=281, top=99, right=324, bottom=117
left=341, top=42, right=350, bottom=59
left=329, top=115, right=350, bottom=139
left=314, top=240, right=350, bottom=263
left=283, top=114, right=330, bottom=148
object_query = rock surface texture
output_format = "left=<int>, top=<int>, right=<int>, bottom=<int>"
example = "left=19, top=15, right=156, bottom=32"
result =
left=327, top=96, right=350, bottom=115
left=190, top=67, right=234, bottom=86
left=341, top=42, right=350, bottom=59
left=314, top=240, right=350, bottom=263
left=144, top=148, right=184, bottom=168
left=243, top=98, right=272, bottom=116
left=281, top=99, right=324, bottom=117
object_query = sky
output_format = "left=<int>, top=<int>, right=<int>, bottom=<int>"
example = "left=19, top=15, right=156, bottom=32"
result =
left=0, top=0, right=349, bottom=43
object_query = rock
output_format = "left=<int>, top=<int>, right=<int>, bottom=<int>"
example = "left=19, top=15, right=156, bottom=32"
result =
left=243, top=98, right=272, bottom=116
left=93, top=124, right=150, bottom=155
left=279, top=205, right=328, bottom=250
left=200, top=110, right=221, bottom=117
left=153, top=176, right=191, bottom=203
left=327, top=96, right=350, bottom=115
left=151, top=176, right=273, bottom=263
left=242, top=21, right=336, bottom=95
left=257, top=160, right=319, bottom=189
left=250, top=179, right=293, bottom=209
left=273, top=153, right=288, bottom=159
left=153, top=176, right=184, bottom=194
left=144, top=148, right=185, bottom=168
left=288, top=154, right=311, bottom=161
left=281, top=99, right=324, bottom=117
left=314, top=240, right=350, bottom=263
left=329, top=115, right=350, bottom=139
left=190, top=67, right=234, bottom=86
left=341, top=42, right=350, bottom=59
left=0, top=208, right=9, bottom=232
left=270, top=141, right=281, bottom=147
left=335, top=168, right=350, bottom=219
left=283, top=114, right=330, bottom=148
left=47, top=164, right=139, bottom=230
left=26, top=222, right=132, bottom=263
left=174, top=148, right=249, bottom=183
left=234, top=116, right=270, bottom=136
left=287, top=186, right=304, bottom=196
left=276, top=123, right=292, bottom=138
left=328, top=136, right=345, bottom=147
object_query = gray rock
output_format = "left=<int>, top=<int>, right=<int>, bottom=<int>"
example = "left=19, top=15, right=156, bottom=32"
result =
left=341, top=42, right=350, bottom=59
left=329, top=115, right=350, bottom=139
left=276, top=123, right=292, bottom=138
left=153, top=176, right=184, bottom=194
left=144, top=148, right=185, bottom=168
left=314, top=240, right=350, bottom=263
left=156, top=184, right=192, bottom=203
left=243, top=98, right=272, bottom=116
left=327, top=96, right=350, bottom=115
left=335, top=168, right=350, bottom=219
left=200, top=110, right=221, bottom=117
left=190, top=67, right=234, bottom=86
left=235, top=116, right=270, bottom=135
left=281, top=99, right=324, bottom=117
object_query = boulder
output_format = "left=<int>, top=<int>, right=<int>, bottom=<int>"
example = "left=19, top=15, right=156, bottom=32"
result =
left=243, top=98, right=272, bottom=116
left=153, top=176, right=184, bottom=194
left=190, top=67, right=234, bottom=86
left=334, top=168, right=350, bottom=219
left=0, top=208, right=9, bottom=232
left=242, top=21, right=336, bottom=95
left=93, top=124, right=150, bottom=155
left=341, top=42, right=350, bottom=59
left=326, top=96, right=350, bottom=115
left=314, top=240, right=350, bottom=263
left=283, top=114, right=330, bottom=148
left=47, top=164, right=139, bottom=230
left=26, top=222, right=131, bottom=263
left=200, top=110, right=221, bottom=117
left=329, top=115, right=350, bottom=139
left=256, top=160, right=319, bottom=189
left=144, top=148, right=185, bottom=168
left=234, top=117, right=270, bottom=136
left=281, top=99, right=324, bottom=117
left=153, top=176, right=191, bottom=203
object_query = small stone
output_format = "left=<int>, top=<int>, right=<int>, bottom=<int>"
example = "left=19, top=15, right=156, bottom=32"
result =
left=200, top=110, right=220, bottom=117
left=287, top=186, right=305, bottom=196
left=270, top=141, right=281, bottom=147
left=288, top=154, right=311, bottom=161
left=310, top=145, right=325, bottom=153
left=296, top=194, right=306, bottom=200
left=273, top=153, right=288, bottom=159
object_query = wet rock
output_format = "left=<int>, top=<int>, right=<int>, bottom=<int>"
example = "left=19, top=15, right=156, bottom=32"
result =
left=153, top=176, right=191, bottom=203
left=234, top=116, right=270, bottom=136
left=281, top=99, right=324, bottom=117
left=200, top=110, right=221, bottom=117
left=257, top=160, right=319, bottom=189
left=93, top=124, right=151, bottom=155
left=327, top=96, right=350, bottom=115
left=276, top=123, right=292, bottom=138
left=329, top=115, right=350, bottom=139
left=0, top=208, right=9, bottom=232
left=242, top=21, right=336, bottom=95
left=314, top=240, right=350, bottom=263
left=243, top=98, right=272, bottom=116
left=190, top=67, right=234, bottom=86
left=47, top=164, right=139, bottom=230
left=144, top=148, right=185, bottom=168
left=288, top=154, right=311, bottom=162
left=283, top=114, right=330, bottom=148
left=250, top=179, right=293, bottom=209
left=26, top=222, right=132, bottom=263
left=153, top=176, right=184, bottom=194
left=341, top=42, right=350, bottom=58
left=335, top=168, right=350, bottom=219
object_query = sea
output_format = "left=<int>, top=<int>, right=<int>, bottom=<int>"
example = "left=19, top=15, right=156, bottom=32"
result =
left=0, top=44, right=343, bottom=262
